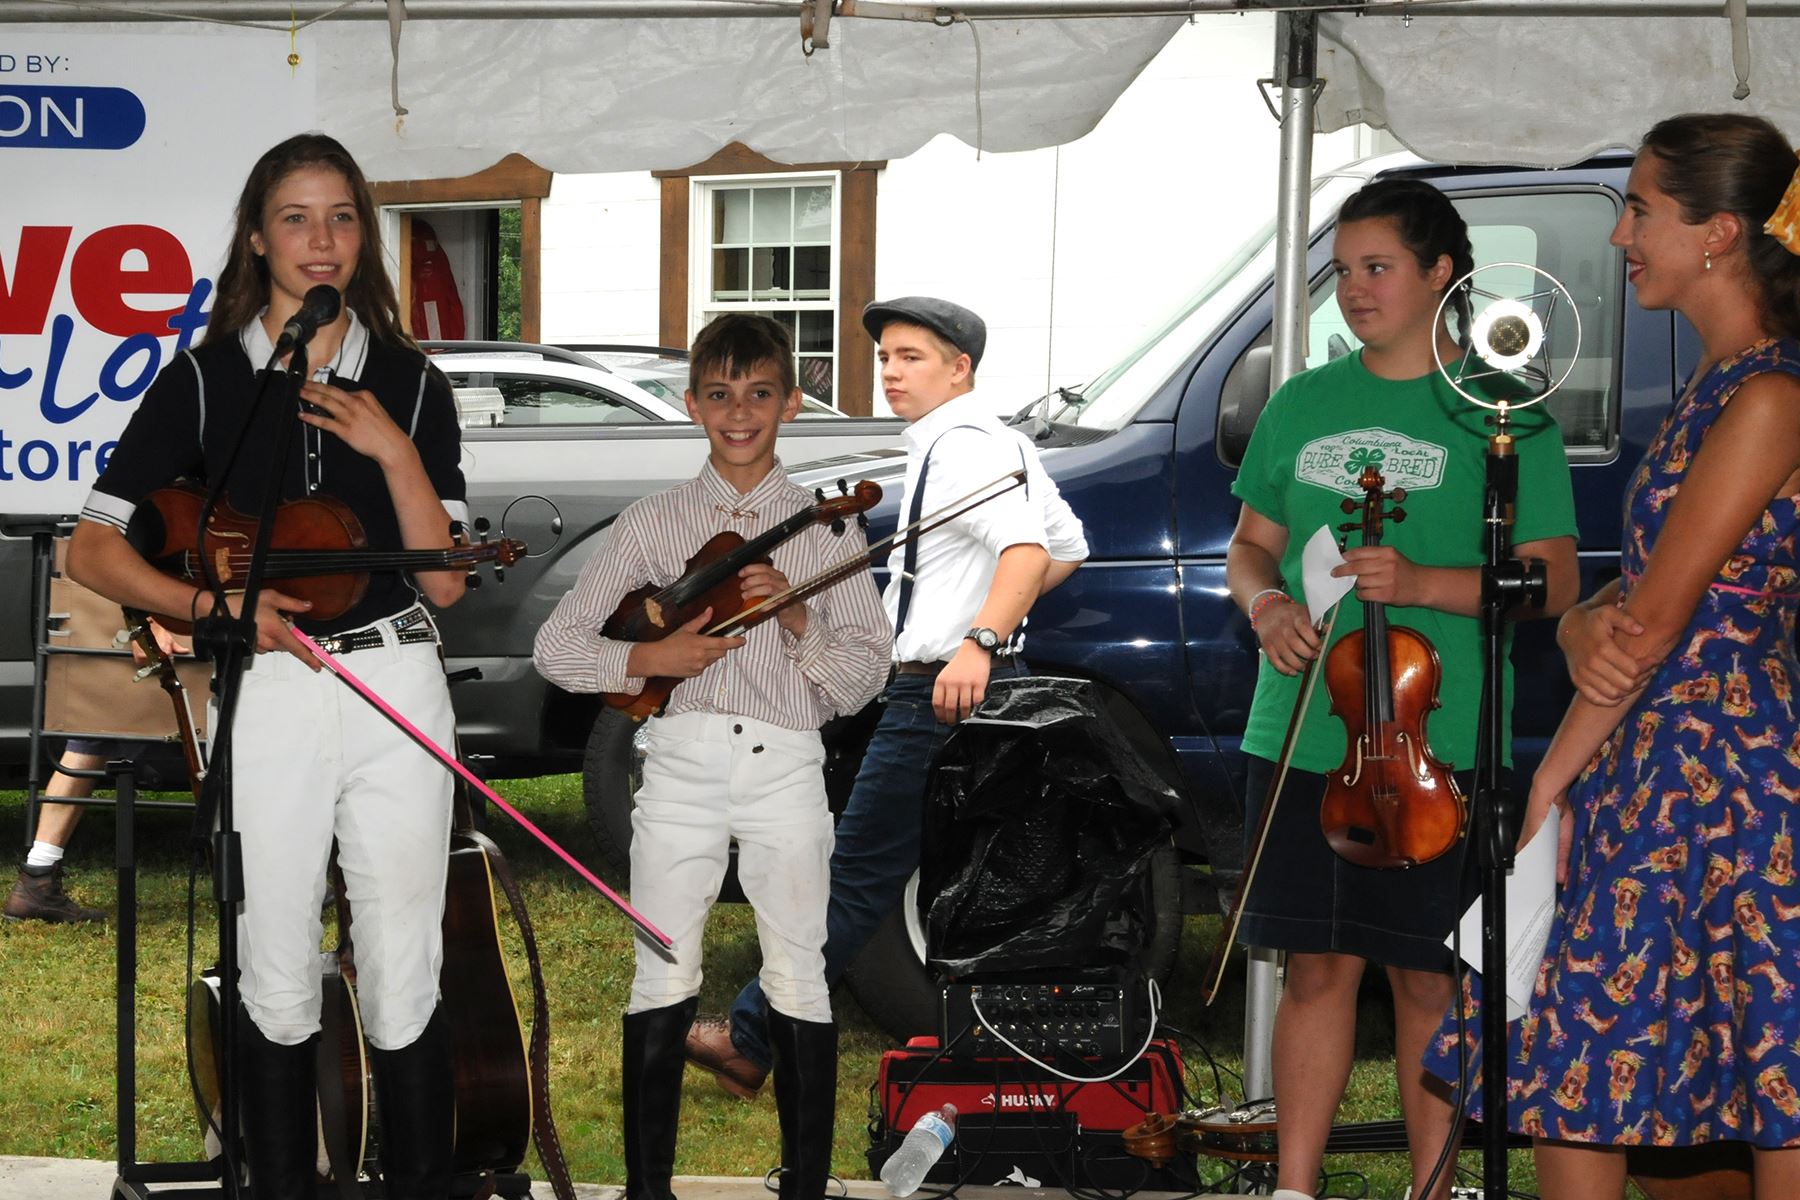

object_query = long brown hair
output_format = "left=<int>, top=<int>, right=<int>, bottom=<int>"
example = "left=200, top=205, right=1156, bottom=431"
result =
left=1642, top=113, right=1800, bottom=340
left=203, top=132, right=412, bottom=350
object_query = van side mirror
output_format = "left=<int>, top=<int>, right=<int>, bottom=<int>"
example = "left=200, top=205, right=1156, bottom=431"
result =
left=1217, top=344, right=1274, bottom=468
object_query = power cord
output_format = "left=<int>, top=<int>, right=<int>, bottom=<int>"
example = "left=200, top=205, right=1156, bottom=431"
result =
left=967, top=978, right=1163, bottom=1084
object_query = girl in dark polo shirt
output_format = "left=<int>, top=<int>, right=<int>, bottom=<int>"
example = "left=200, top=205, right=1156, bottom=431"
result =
left=69, top=133, right=467, bottom=1200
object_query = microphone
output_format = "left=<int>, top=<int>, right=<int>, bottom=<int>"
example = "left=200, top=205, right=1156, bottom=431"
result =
left=1469, top=297, right=1542, bottom=372
left=1433, top=262, right=1581, bottom=413
left=273, top=285, right=342, bottom=356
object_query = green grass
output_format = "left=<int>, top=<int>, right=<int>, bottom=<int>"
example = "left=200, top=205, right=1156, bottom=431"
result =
left=0, top=777, right=1540, bottom=1197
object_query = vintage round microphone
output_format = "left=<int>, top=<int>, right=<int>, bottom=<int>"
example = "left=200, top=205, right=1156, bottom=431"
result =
left=1432, top=261, right=1581, bottom=410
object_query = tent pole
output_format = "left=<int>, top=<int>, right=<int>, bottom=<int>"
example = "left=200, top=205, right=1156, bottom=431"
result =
left=1240, top=7, right=1316, bottom=1153
left=1268, top=8, right=1316, bottom=392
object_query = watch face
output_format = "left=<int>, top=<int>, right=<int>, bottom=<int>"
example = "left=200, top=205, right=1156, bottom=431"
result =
left=970, top=628, right=999, bottom=650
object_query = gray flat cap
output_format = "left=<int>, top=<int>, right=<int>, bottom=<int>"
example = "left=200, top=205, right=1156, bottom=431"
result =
left=861, top=296, right=986, bottom=370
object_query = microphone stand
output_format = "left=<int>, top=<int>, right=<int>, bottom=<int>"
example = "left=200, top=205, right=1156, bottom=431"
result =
left=192, top=337, right=316, bottom=1198
left=1472, top=402, right=1545, bottom=1200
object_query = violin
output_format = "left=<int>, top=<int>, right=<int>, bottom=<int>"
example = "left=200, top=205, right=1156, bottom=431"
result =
left=1319, top=466, right=1466, bottom=869
left=126, top=483, right=524, bottom=627
left=603, top=481, right=882, bottom=721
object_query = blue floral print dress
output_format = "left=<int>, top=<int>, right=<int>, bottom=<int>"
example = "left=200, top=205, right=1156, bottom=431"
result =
left=1424, top=338, right=1800, bottom=1147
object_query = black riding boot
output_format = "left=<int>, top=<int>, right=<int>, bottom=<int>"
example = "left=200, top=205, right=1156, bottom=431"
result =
left=623, top=997, right=700, bottom=1200
left=369, top=1006, right=455, bottom=1200
left=768, top=1008, right=838, bottom=1200
left=236, top=1010, right=319, bottom=1200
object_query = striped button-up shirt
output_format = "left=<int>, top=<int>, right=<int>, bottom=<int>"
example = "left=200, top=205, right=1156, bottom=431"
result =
left=534, top=459, right=892, bottom=730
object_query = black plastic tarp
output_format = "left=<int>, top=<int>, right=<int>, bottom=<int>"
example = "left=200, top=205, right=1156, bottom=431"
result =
left=919, top=676, right=1178, bottom=979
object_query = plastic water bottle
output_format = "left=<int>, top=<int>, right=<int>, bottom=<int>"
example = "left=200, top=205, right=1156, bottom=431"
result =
left=880, top=1103, right=957, bottom=1197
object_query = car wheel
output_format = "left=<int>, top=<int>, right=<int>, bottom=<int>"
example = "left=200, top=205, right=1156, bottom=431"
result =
left=581, top=707, right=747, bottom=900
left=844, top=841, right=1187, bottom=1042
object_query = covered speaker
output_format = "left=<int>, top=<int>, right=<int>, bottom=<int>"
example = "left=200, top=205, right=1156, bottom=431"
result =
left=919, top=676, right=1177, bottom=980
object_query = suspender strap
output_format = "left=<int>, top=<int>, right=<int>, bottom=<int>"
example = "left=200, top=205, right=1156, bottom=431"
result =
left=895, top=425, right=1029, bottom=637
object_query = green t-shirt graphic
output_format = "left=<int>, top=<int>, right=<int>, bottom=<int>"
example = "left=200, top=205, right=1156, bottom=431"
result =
left=1231, top=350, right=1578, bottom=775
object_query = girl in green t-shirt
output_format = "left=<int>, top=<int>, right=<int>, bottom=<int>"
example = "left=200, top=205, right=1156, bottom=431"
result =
left=1225, top=179, right=1580, bottom=1200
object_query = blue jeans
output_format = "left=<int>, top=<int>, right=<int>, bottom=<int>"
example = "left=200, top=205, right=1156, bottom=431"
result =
left=726, top=657, right=1027, bottom=1069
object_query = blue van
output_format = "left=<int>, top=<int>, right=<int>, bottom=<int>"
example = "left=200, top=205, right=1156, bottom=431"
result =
left=707, top=149, right=1690, bottom=1035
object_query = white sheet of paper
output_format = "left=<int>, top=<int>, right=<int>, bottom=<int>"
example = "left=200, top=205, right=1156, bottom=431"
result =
left=1300, top=526, right=1354, bottom=626
left=1448, top=806, right=1562, bottom=1022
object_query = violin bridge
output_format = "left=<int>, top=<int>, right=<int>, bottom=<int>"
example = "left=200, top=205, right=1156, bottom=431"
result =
left=645, top=597, right=666, bottom=628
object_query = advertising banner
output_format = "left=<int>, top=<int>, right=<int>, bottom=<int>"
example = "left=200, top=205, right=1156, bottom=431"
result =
left=0, top=30, right=312, bottom=517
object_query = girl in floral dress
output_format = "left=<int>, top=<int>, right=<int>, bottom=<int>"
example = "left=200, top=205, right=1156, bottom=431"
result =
left=1424, top=113, right=1800, bottom=1199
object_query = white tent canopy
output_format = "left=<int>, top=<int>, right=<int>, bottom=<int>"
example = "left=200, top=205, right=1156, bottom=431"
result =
left=5, top=2, right=1187, bottom=178
left=315, top=13, right=1187, bottom=176
left=1317, top=6, right=1800, bottom=166
left=9, top=1, right=1800, bottom=178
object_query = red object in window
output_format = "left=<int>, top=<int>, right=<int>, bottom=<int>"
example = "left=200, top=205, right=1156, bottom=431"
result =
left=410, top=218, right=465, bottom=340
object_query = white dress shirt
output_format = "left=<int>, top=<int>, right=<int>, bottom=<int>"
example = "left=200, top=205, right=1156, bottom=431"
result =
left=887, top=391, right=1088, bottom=664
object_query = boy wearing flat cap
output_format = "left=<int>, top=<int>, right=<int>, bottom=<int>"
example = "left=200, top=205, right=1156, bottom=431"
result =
left=688, top=295, right=1088, bottom=1098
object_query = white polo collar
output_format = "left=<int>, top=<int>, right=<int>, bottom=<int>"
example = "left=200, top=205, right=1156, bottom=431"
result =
left=239, top=307, right=370, bottom=381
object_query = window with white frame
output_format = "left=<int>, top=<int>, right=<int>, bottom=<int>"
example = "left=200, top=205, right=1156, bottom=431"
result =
left=693, top=175, right=840, bottom=407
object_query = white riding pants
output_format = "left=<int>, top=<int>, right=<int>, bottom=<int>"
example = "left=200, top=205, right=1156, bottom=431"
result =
left=228, top=623, right=454, bottom=1051
left=627, top=711, right=833, bottom=1022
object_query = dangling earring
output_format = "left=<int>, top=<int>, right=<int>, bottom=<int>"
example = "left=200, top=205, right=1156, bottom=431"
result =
left=1704, top=250, right=1713, bottom=271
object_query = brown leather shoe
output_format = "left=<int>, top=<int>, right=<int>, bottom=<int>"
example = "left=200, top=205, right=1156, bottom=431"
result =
left=684, top=1014, right=768, bottom=1099
left=5, top=864, right=105, bottom=924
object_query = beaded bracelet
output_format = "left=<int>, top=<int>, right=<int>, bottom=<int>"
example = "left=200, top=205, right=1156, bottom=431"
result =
left=1247, top=587, right=1291, bottom=629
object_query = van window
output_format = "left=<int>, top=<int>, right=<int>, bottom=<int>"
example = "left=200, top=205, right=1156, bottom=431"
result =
left=1222, top=186, right=1623, bottom=467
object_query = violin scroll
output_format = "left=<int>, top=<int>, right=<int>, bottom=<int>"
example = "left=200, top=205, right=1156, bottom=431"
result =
left=456, top=514, right=526, bottom=589
left=811, top=479, right=882, bottom=535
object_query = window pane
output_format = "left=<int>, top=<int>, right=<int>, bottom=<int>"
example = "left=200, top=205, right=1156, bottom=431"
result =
left=712, top=248, right=749, bottom=300
left=1455, top=191, right=1621, bottom=456
left=753, top=187, right=793, bottom=242
left=714, top=189, right=750, bottom=243
left=792, top=246, right=831, bottom=299
left=795, top=186, right=832, bottom=241
left=492, top=377, right=647, bottom=426
left=1293, top=190, right=1619, bottom=457
left=796, top=310, right=834, bottom=353
left=798, top=356, right=833, bottom=403
left=751, top=247, right=784, bottom=297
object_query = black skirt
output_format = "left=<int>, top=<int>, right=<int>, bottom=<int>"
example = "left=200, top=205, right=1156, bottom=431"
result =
left=1236, top=756, right=1475, bottom=973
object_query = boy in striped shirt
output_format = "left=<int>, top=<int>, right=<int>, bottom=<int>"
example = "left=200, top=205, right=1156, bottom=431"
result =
left=534, top=314, right=890, bottom=1200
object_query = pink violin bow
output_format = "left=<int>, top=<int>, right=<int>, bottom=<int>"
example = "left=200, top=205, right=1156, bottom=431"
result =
left=291, top=627, right=674, bottom=951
